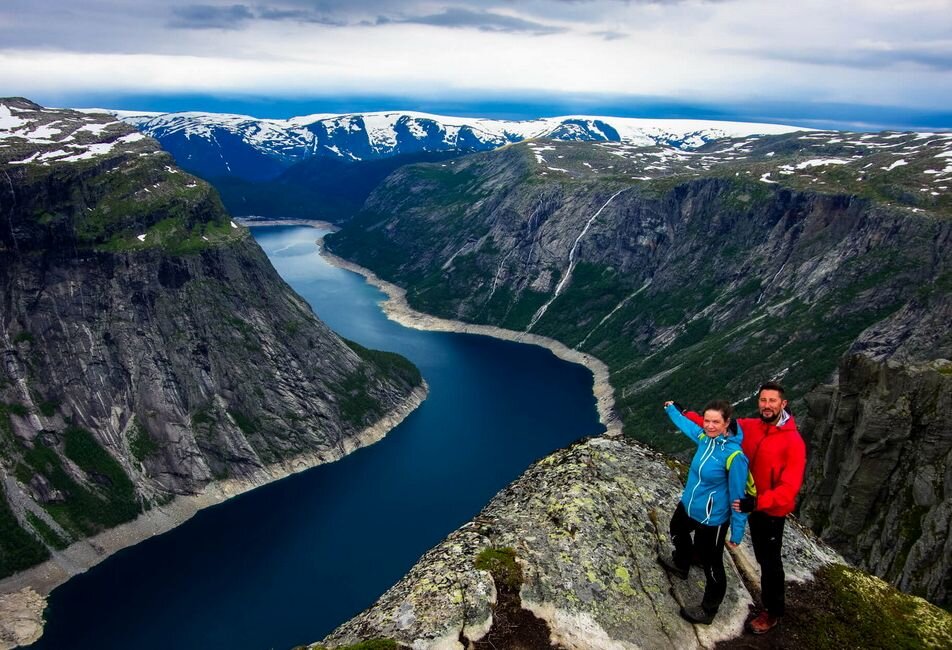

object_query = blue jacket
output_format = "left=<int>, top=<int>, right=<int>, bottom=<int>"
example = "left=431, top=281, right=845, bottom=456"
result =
left=665, top=404, right=749, bottom=544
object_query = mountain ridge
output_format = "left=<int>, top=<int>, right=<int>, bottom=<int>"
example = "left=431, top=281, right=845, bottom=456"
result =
left=88, top=107, right=805, bottom=182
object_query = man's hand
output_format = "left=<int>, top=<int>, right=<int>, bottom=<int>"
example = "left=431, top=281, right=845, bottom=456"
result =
left=732, top=496, right=757, bottom=513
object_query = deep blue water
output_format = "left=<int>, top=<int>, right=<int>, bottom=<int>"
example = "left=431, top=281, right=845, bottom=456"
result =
left=30, top=225, right=603, bottom=650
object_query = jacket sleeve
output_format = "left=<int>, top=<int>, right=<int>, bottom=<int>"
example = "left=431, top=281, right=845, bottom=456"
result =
left=665, top=404, right=706, bottom=445
left=755, top=431, right=807, bottom=514
left=727, top=452, right=750, bottom=544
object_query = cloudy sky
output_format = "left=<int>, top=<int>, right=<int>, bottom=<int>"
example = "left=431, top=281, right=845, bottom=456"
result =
left=1, top=0, right=950, bottom=128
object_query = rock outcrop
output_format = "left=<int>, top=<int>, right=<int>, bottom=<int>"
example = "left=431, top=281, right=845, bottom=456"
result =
left=315, top=437, right=842, bottom=650
left=0, top=98, right=424, bottom=588
left=799, top=353, right=952, bottom=607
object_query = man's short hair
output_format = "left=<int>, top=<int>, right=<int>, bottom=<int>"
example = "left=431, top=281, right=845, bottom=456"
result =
left=758, top=381, right=786, bottom=398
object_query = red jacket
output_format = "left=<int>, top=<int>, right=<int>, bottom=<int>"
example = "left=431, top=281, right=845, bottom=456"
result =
left=686, top=410, right=806, bottom=516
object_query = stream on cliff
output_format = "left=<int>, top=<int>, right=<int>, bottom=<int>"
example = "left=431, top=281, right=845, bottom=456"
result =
left=29, top=225, right=604, bottom=650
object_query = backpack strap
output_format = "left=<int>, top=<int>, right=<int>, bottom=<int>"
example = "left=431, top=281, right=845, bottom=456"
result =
left=726, top=450, right=758, bottom=496
left=725, top=450, right=741, bottom=470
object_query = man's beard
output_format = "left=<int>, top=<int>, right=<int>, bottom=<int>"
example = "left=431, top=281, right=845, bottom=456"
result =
left=760, top=410, right=779, bottom=423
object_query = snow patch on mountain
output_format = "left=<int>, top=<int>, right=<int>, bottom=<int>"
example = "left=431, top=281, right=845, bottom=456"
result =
left=106, top=107, right=806, bottom=175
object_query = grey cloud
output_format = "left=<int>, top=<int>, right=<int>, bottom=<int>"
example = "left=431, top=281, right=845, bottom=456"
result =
left=728, top=45, right=952, bottom=72
left=166, top=3, right=566, bottom=34
left=254, top=6, right=347, bottom=25
left=385, top=8, right=566, bottom=35
left=591, top=30, right=628, bottom=40
left=168, top=4, right=255, bottom=29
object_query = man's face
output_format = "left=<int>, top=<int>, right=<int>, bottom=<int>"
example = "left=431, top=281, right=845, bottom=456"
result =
left=758, top=389, right=787, bottom=422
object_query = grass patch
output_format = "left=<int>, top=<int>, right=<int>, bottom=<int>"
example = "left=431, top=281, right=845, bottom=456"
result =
left=343, top=339, right=422, bottom=388
left=229, top=411, right=259, bottom=436
left=22, top=432, right=140, bottom=536
left=309, top=640, right=400, bottom=650
left=128, top=421, right=160, bottom=462
left=719, top=564, right=952, bottom=649
left=475, top=547, right=522, bottom=590
left=25, top=511, right=69, bottom=550
left=5, top=403, right=29, bottom=417
left=0, top=483, right=50, bottom=578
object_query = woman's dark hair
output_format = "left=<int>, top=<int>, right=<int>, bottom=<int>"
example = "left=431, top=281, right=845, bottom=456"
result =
left=703, top=400, right=733, bottom=422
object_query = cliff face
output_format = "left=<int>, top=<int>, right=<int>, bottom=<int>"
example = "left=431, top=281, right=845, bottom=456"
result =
left=799, top=353, right=952, bottom=607
left=327, top=135, right=952, bottom=451
left=0, top=99, right=423, bottom=580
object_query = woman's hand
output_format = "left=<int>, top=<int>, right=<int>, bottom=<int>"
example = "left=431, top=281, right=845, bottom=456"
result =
left=726, top=541, right=739, bottom=549
left=663, top=400, right=674, bottom=408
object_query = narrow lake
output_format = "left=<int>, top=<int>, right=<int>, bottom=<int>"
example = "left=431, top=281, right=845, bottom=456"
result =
left=30, top=225, right=603, bottom=650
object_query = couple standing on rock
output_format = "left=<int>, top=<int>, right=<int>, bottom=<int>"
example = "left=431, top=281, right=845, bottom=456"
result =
left=657, top=382, right=806, bottom=635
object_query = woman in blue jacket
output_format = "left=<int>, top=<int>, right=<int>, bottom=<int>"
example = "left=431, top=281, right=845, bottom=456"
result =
left=658, top=399, right=751, bottom=625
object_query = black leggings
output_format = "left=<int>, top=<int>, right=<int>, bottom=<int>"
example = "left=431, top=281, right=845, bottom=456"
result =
left=669, top=502, right=729, bottom=613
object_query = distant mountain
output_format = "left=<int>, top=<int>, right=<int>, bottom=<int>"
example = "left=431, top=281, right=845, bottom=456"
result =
left=83, top=108, right=804, bottom=223
left=96, top=108, right=802, bottom=182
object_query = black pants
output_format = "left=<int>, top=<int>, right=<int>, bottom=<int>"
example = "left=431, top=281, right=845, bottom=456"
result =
left=749, top=511, right=786, bottom=616
left=669, top=502, right=729, bottom=614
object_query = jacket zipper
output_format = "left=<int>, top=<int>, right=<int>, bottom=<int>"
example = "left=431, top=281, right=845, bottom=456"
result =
left=703, top=491, right=716, bottom=524
left=688, top=437, right=716, bottom=514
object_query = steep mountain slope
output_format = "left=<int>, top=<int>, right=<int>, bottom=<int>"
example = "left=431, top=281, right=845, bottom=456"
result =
left=325, top=132, right=952, bottom=453
left=0, top=98, right=424, bottom=584
left=799, top=354, right=952, bottom=606
left=212, top=150, right=463, bottom=222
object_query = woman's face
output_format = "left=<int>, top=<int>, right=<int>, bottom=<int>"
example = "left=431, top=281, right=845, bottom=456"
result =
left=702, top=409, right=728, bottom=437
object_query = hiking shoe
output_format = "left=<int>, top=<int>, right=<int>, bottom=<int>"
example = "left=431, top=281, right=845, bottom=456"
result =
left=680, top=605, right=716, bottom=625
left=748, top=611, right=781, bottom=634
left=656, top=554, right=688, bottom=579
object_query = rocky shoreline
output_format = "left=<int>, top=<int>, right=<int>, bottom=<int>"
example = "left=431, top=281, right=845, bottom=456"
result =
left=318, top=241, right=623, bottom=438
left=0, top=384, right=428, bottom=649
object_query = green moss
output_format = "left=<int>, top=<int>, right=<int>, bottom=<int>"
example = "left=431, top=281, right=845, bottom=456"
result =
left=190, top=406, right=215, bottom=427
left=310, top=640, right=399, bottom=650
left=475, top=547, right=522, bottom=591
left=21, top=431, right=140, bottom=536
left=343, top=339, right=422, bottom=388
left=13, top=332, right=34, bottom=344
left=128, top=421, right=159, bottom=463
left=5, top=403, right=29, bottom=417
left=25, top=511, right=69, bottom=550
left=791, top=564, right=952, bottom=649
left=229, top=411, right=259, bottom=436
left=0, top=483, right=50, bottom=578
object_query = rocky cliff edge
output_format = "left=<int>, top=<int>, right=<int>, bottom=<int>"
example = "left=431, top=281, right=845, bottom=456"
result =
left=310, top=436, right=930, bottom=650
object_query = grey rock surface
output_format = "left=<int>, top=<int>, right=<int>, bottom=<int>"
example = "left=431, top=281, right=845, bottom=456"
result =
left=799, top=353, right=952, bottom=607
left=317, top=437, right=839, bottom=650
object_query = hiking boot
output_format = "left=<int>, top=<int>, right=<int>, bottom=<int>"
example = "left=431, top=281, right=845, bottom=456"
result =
left=680, top=605, right=716, bottom=625
left=656, top=554, right=688, bottom=579
left=748, top=611, right=781, bottom=634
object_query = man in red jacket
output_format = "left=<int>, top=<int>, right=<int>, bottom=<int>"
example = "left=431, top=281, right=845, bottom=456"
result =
left=683, top=381, right=806, bottom=634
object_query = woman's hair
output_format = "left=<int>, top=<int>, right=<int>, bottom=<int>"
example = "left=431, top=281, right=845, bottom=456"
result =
left=702, top=400, right=733, bottom=422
